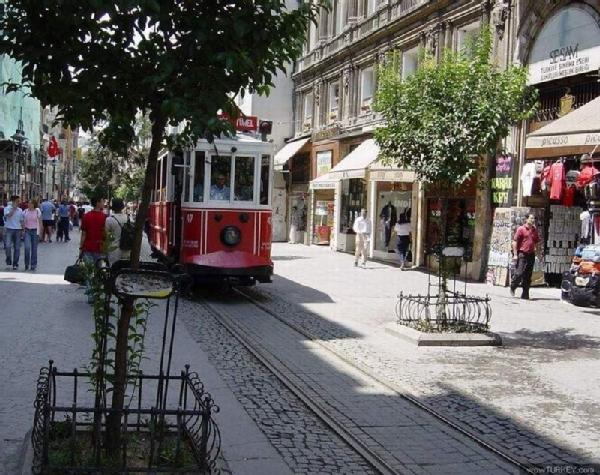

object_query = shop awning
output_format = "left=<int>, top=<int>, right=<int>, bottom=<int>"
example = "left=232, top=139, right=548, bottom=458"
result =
left=369, top=160, right=416, bottom=182
left=328, top=138, right=380, bottom=179
left=526, top=96, right=600, bottom=159
left=309, top=172, right=337, bottom=190
left=274, top=137, right=310, bottom=169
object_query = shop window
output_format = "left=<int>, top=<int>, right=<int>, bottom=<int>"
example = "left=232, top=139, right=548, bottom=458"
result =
left=375, top=186, right=412, bottom=252
left=209, top=154, right=231, bottom=201
left=402, top=46, right=419, bottom=80
left=340, top=178, right=367, bottom=233
left=291, top=152, right=310, bottom=183
left=234, top=155, right=255, bottom=202
left=426, top=198, right=475, bottom=260
left=360, top=67, right=374, bottom=111
left=192, top=151, right=205, bottom=202
left=260, top=154, right=270, bottom=205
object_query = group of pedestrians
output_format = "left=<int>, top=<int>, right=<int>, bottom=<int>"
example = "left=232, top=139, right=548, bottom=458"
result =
left=2, top=195, right=44, bottom=271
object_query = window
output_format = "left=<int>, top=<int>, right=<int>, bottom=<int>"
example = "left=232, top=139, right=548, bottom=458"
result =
left=329, top=82, right=340, bottom=114
left=364, top=0, right=376, bottom=17
left=183, top=151, right=191, bottom=202
left=456, top=22, right=480, bottom=55
left=360, top=67, right=374, bottom=109
left=291, top=153, right=311, bottom=184
left=209, top=155, right=231, bottom=201
left=192, top=151, right=205, bottom=202
left=260, top=155, right=270, bottom=205
left=234, top=156, right=255, bottom=202
left=402, top=46, right=419, bottom=79
left=304, top=92, right=313, bottom=121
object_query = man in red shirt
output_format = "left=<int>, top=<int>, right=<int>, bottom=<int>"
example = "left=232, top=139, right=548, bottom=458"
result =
left=80, top=196, right=107, bottom=263
left=510, top=214, right=540, bottom=300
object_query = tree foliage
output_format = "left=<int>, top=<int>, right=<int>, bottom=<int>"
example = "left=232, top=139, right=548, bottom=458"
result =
left=374, top=28, right=538, bottom=185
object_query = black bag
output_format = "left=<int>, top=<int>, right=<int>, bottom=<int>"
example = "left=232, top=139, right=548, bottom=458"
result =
left=406, top=244, right=413, bottom=263
left=64, top=257, right=85, bottom=284
left=112, top=216, right=135, bottom=251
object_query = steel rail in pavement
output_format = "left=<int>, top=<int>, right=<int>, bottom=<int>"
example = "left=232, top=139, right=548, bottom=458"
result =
left=235, top=288, right=533, bottom=475
left=196, top=296, right=398, bottom=475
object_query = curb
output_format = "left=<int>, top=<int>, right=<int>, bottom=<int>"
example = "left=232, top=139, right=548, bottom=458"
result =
left=384, top=323, right=503, bottom=346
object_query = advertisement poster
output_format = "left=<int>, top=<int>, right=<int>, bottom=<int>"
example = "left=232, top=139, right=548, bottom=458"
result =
left=491, top=154, right=513, bottom=207
left=316, top=151, right=332, bottom=177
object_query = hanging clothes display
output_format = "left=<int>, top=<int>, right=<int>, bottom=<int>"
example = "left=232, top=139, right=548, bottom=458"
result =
left=576, top=164, right=600, bottom=188
left=521, top=162, right=537, bottom=197
left=548, top=161, right=565, bottom=200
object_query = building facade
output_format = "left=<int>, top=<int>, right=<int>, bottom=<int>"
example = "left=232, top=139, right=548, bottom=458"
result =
left=284, top=0, right=510, bottom=279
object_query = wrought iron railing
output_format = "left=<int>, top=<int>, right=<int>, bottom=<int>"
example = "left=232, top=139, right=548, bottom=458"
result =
left=32, top=361, right=221, bottom=474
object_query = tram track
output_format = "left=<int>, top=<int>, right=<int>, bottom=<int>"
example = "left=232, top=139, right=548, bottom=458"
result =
left=195, top=295, right=397, bottom=475
left=230, top=287, right=534, bottom=475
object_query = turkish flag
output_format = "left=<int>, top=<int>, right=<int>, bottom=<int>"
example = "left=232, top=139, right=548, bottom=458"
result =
left=48, top=136, right=61, bottom=158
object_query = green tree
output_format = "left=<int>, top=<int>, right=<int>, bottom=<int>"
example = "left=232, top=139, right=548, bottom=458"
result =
left=374, top=28, right=537, bottom=185
left=78, top=139, right=119, bottom=200
left=0, top=0, right=322, bottom=454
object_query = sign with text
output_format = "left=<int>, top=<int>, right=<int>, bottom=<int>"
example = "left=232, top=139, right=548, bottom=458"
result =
left=528, top=6, right=600, bottom=84
left=316, top=150, right=332, bottom=177
left=491, top=154, right=513, bottom=207
left=218, top=113, right=258, bottom=132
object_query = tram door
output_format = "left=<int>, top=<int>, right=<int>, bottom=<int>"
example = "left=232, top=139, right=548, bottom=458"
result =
left=171, top=151, right=185, bottom=259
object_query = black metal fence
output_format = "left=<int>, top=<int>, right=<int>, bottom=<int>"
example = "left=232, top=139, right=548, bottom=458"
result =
left=32, top=361, right=221, bottom=474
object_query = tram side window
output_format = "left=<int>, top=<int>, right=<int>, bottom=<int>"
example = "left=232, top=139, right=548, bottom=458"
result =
left=152, top=160, right=160, bottom=202
left=234, top=156, right=255, bottom=202
left=160, top=157, right=167, bottom=201
left=260, top=154, right=270, bottom=205
left=183, top=151, right=191, bottom=202
left=193, top=151, right=205, bottom=202
left=210, top=155, right=231, bottom=201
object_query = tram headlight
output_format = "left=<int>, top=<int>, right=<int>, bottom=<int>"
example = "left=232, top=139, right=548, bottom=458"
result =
left=220, top=226, right=241, bottom=247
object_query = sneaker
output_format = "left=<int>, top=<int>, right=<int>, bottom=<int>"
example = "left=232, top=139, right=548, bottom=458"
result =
left=48, top=239, right=52, bottom=243
left=12, top=266, right=17, bottom=271
left=521, top=294, right=530, bottom=300
left=31, top=267, right=36, bottom=271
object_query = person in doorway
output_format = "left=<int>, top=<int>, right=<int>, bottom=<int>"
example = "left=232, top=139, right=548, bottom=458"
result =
left=40, top=197, right=55, bottom=243
left=394, top=213, right=411, bottom=270
left=105, top=198, right=132, bottom=265
left=4, top=195, right=24, bottom=270
left=289, top=206, right=299, bottom=244
left=22, top=199, right=42, bottom=271
left=510, top=214, right=540, bottom=300
left=352, top=208, right=371, bottom=267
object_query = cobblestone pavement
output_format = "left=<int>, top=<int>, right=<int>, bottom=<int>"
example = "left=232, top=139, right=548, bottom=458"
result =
left=241, top=243, right=600, bottom=470
left=186, top=293, right=518, bottom=474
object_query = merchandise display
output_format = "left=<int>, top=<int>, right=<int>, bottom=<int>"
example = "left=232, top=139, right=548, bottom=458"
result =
left=545, top=205, right=582, bottom=274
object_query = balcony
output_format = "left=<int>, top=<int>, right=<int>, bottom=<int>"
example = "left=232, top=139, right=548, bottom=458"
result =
left=295, top=0, right=428, bottom=74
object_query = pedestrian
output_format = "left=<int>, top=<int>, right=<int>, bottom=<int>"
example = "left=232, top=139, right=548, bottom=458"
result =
left=69, top=201, right=79, bottom=228
left=510, top=214, right=540, bottom=300
left=0, top=200, right=5, bottom=249
left=105, top=198, right=132, bottom=266
left=394, top=212, right=411, bottom=270
left=57, top=199, right=71, bottom=242
left=289, top=206, right=299, bottom=244
left=352, top=208, right=371, bottom=268
left=80, top=196, right=107, bottom=302
left=3, top=195, right=24, bottom=270
left=39, top=197, right=55, bottom=243
left=22, top=199, right=42, bottom=271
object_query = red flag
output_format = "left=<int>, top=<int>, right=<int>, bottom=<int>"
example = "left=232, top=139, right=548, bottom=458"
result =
left=48, top=136, right=61, bottom=158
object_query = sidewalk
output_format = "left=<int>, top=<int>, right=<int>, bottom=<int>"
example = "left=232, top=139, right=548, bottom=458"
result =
left=257, top=243, right=600, bottom=466
left=0, top=230, right=290, bottom=475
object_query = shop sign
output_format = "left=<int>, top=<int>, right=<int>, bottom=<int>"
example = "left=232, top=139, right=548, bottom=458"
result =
left=528, top=6, right=600, bottom=85
left=369, top=170, right=416, bottom=182
left=218, top=113, right=258, bottom=132
left=491, top=154, right=513, bottom=206
left=310, top=180, right=336, bottom=190
left=312, top=126, right=340, bottom=142
left=526, top=132, right=600, bottom=149
left=316, top=150, right=332, bottom=177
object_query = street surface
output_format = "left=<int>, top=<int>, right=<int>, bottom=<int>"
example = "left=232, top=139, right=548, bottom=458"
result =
left=0, top=232, right=598, bottom=474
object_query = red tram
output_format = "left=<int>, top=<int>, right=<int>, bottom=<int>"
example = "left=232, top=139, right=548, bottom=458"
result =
left=148, top=134, right=274, bottom=284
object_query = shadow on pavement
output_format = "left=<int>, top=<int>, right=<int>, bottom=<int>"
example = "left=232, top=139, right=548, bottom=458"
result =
left=271, top=255, right=310, bottom=261
left=499, top=328, right=600, bottom=350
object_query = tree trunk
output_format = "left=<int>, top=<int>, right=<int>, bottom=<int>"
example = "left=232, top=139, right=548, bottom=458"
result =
left=105, top=114, right=166, bottom=454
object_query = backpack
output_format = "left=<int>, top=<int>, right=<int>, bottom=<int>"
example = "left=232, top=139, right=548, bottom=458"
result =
left=112, top=215, right=135, bottom=251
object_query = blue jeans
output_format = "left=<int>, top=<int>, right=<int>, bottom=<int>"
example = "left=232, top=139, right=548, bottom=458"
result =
left=4, top=228, right=21, bottom=267
left=23, top=229, right=39, bottom=269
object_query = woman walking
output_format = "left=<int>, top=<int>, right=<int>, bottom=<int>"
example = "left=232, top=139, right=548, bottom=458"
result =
left=394, top=213, right=411, bottom=271
left=23, top=199, right=42, bottom=271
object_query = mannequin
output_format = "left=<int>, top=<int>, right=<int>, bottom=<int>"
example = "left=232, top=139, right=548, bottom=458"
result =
left=380, top=201, right=397, bottom=248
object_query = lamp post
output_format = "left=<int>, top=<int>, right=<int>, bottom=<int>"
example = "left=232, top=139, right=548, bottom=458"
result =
left=11, top=119, right=26, bottom=198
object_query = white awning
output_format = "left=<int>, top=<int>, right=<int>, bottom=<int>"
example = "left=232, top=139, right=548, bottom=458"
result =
left=309, top=172, right=337, bottom=190
left=328, top=138, right=380, bottom=179
left=526, top=96, right=600, bottom=150
left=274, top=137, right=310, bottom=169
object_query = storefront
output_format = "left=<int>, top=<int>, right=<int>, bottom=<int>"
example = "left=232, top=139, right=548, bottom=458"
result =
left=309, top=173, right=336, bottom=246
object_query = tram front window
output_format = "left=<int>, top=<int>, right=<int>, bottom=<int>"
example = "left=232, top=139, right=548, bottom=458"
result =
left=210, top=155, right=231, bottom=201
left=260, top=154, right=270, bottom=205
left=234, top=156, right=255, bottom=202
left=192, top=151, right=205, bottom=202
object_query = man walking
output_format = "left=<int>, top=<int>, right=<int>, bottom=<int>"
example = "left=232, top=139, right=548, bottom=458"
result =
left=40, top=197, right=55, bottom=243
left=353, top=208, right=371, bottom=268
left=510, top=214, right=540, bottom=300
left=80, top=196, right=107, bottom=303
left=3, top=195, right=24, bottom=270
left=57, top=199, right=71, bottom=242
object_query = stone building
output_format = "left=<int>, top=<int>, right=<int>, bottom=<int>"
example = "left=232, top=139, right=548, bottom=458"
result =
left=281, top=0, right=514, bottom=279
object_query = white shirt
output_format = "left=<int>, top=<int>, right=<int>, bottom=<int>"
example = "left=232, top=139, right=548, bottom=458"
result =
left=352, top=216, right=371, bottom=235
left=521, top=162, right=537, bottom=197
left=394, top=222, right=411, bottom=236
left=105, top=213, right=132, bottom=264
